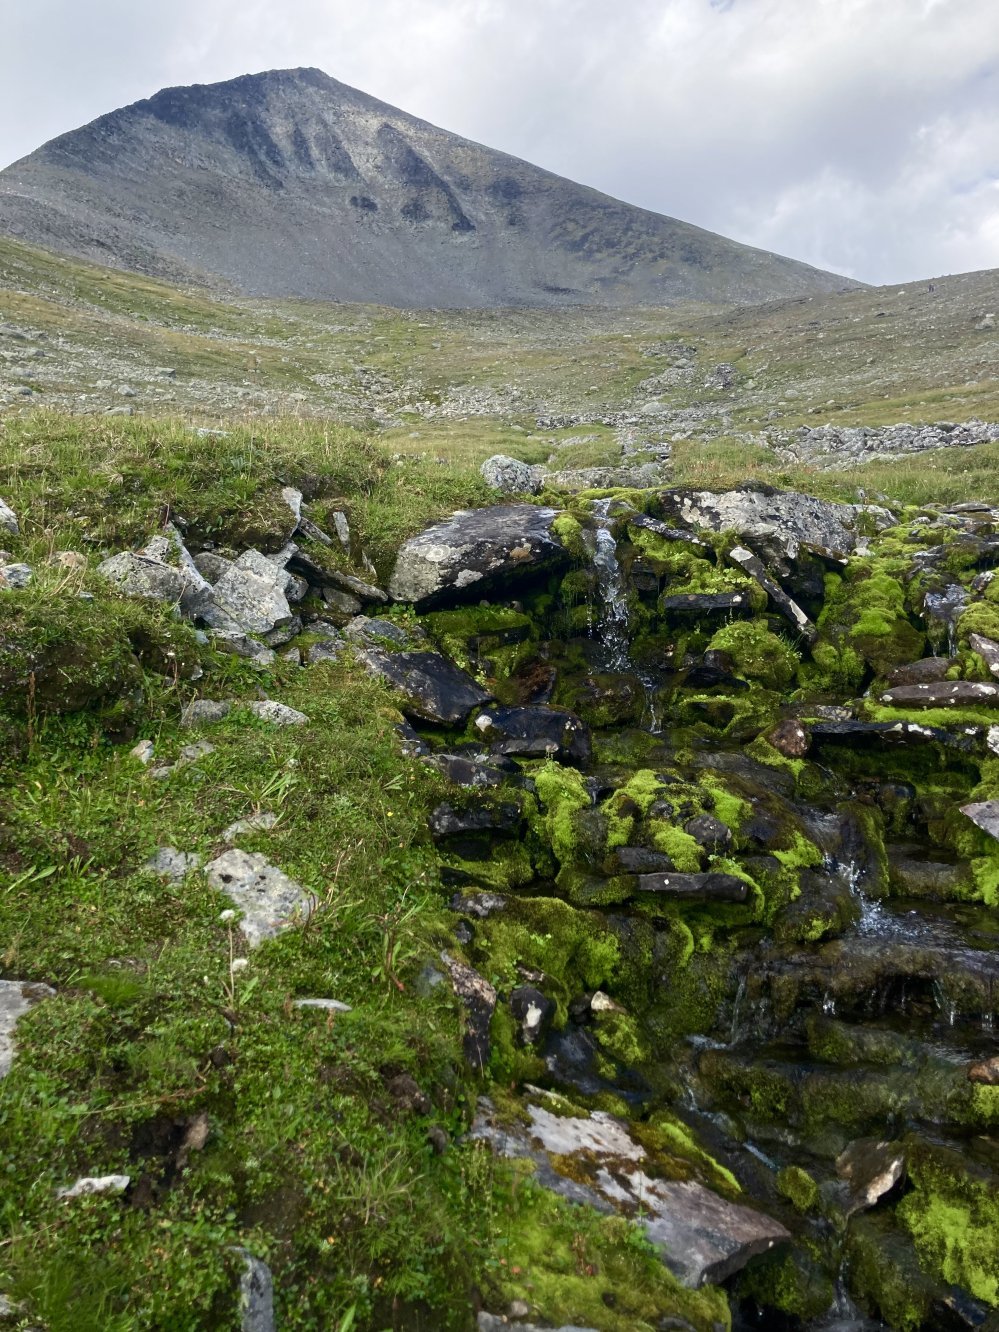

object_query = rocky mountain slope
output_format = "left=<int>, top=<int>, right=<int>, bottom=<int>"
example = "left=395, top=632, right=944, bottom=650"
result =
left=0, top=68, right=859, bottom=309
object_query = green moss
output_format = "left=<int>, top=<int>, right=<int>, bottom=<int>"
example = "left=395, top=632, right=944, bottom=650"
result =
left=531, top=761, right=593, bottom=866
left=648, top=823, right=704, bottom=871
left=776, top=1165, right=819, bottom=1213
left=707, top=619, right=799, bottom=691
left=898, top=1140, right=999, bottom=1306
left=815, top=564, right=926, bottom=682
left=738, top=1247, right=833, bottom=1322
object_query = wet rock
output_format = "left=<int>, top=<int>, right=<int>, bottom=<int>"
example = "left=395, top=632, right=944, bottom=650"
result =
left=204, top=851, right=312, bottom=947
left=835, top=1139, right=906, bottom=1214
left=474, top=704, right=591, bottom=766
left=636, top=871, right=749, bottom=903
left=388, top=504, right=569, bottom=606
left=144, top=847, right=202, bottom=881
left=809, top=719, right=980, bottom=752
left=887, top=851, right=973, bottom=900
left=441, top=953, right=497, bottom=1072
left=510, top=986, right=556, bottom=1045
left=358, top=648, right=493, bottom=724
left=887, top=656, right=954, bottom=687
left=0, top=980, right=55, bottom=1079
left=480, top=454, right=543, bottom=495
left=470, top=1097, right=788, bottom=1287
left=429, top=802, right=522, bottom=839
left=961, top=800, right=999, bottom=843
left=968, top=1055, right=999, bottom=1084
left=881, top=680, right=999, bottom=708
left=767, top=718, right=810, bottom=758
left=58, top=1174, right=130, bottom=1199
left=0, top=496, right=17, bottom=535
left=572, top=672, right=644, bottom=728
left=684, top=814, right=733, bottom=852
left=970, top=633, right=999, bottom=679
left=660, top=591, right=750, bottom=617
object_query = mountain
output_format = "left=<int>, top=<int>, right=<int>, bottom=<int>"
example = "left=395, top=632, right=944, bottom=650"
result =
left=0, top=68, right=860, bottom=309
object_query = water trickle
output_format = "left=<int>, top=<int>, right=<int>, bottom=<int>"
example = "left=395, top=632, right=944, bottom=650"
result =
left=824, top=855, right=892, bottom=937
left=924, top=584, right=968, bottom=657
left=589, top=498, right=632, bottom=671
left=729, top=975, right=747, bottom=1045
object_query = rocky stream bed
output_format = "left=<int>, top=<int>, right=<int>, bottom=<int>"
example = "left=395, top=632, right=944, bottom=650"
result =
left=4, top=475, right=999, bottom=1330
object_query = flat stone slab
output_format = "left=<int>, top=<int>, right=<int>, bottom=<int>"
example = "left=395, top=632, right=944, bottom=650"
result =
left=204, top=850, right=312, bottom=947
left=471, top=1097, right=788, bottom=1288
left=809, top=719, right=981, bottom=752
left=881, top=681, right=999, bottom=708
left=144, top=847, right=202, bottom=881
left=661, top=592, right=750, bottom=616
left=359, top=648, right=492, bottom=725
left=636, top=871, right=750, bottom=903
left=0, top=979, right=55, bottom=1078
left=970, top=633, right=999, bottom=679
left=473, top=704, right=591, bottom=767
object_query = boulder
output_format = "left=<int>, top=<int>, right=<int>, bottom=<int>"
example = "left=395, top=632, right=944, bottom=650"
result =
left=887, top=657, right=954, bottom=687
left=0, top=979, right=55, bottom=1079
left=424, top=753, right=509, bottom=788
left=684, top=814, right=733, bottom=852
left=0, top=562, right=32, bottom=589
left=968, top=1055, right=999, bottom=1084
left=358, top=649, right=493, bottom=725
left=835, top=1139, right=906, bottom=1215
left=97, top=550, right=189, bottom=602
left=0, top=496, right=18, bottom=535
left=473, top=705, right=591, bottom=766
left=767, top=718, right=811, bottom=758
left=244, top=700, right=309, bottom=727
left=480, top=455, right=543, bottom=495
left=388, top=504, right=569, bottom=606
left=204, top=850, right=312, bottom=947
left=237, top=1251, right=275, bottom=1332
left=970, top=633, right=999, bottom=679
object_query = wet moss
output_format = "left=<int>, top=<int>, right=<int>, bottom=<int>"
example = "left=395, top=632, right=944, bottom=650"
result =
left=531, top=760, right=593, bottom=866
left=737, top=1246, right=834, bottom=1322
left=776, top=1164, right=819, bottom=1213
left=551, top=511, right=588, bottom=561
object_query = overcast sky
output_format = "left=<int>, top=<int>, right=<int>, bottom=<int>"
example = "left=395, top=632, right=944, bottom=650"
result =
left=2, top=0, right=998, bottom=284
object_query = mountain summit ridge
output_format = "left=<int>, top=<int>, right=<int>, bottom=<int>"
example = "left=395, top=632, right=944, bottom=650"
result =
left=0, top=67, right=860, bottom=308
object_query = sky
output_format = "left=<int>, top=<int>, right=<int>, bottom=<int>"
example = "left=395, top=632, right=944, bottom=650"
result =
left=2, top=0, right=998, bottom=285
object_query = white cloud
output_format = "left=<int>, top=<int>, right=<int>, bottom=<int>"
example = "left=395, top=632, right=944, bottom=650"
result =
left=1, top=0, right=997, bottom=283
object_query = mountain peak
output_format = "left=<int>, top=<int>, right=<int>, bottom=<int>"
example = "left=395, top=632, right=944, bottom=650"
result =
left=0, top=69, right=860, bottom=308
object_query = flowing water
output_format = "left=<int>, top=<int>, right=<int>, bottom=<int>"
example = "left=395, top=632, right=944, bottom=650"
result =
left=589, top=498, right=632, bottom=671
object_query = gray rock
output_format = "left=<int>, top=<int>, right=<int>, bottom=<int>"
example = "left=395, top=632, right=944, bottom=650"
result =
left=359, top=648, right=492, bottom=725
left=636, top=872, right=749, bottom=903
left=204, top=850, right=312, bottom=947
left=57, top=1173, right=130, bottom=1199
left=0, top=562, right=32, bottom=588
left=305, top=638, right=343, bottom=665
left=244, top=700, right=309, bottom=726
left=321, top=587, right=363, bottom=615
left=325, top=566, right=388, bottom=604
left=210, top=630, right=277, bottom=667
left=343, top=615, right=415, bottom=648
left=212, top=549, right=294, bottom=637
left=728, top=544, right=815, bottom=639
left=293, top=997, right=352, bottom=1013
left=237, top=1251, right=275, bottom=1332
left=473, top=704, right=591, bottom=766
left=130, top=739, right=155, bottom=764
left=480, top=454, right=543, bottom=495
left=0, top=497, right=18, bottom=535
left=663, top=486, right=885, bottom=562
left=478, top=1317, right=596, bottom=1332
left=543, top=463, right=664, bottom=493
left=0, top=980, right=55, bottom=1079
left=221, top=812, right=279, bottom=842
left=144, top=847, right=202, bottom=881
left=182, top=699, right=232, bottom=727
left=471, top=1097, right=788, bottom=1288
left=510, top=986, right=555, bottom=1046
left=97, top=550, right=188, bottom=602
left=388, top=504, right=569, bottom=606
left=961, top=800, right=999, bottom=842
left=193, top=551, right=234, bottom=584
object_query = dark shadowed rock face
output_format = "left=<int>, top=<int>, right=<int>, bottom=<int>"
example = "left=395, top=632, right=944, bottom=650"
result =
left=0, top=68, right=859, bottom=308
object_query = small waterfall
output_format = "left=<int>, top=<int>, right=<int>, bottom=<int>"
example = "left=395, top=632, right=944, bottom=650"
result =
left=590, top=498, right=632, bottom=671
left=924, top=584, right=967, bottom=657
left=824, top=855, right=891, bottom=937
